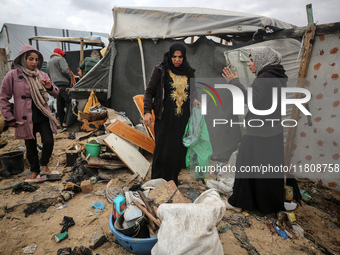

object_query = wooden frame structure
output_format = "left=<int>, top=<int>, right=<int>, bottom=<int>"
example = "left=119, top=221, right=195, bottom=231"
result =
left=28, top=36, right=105, bottom=64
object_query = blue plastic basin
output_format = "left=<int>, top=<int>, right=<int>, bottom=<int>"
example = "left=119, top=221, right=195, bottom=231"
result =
left=109, top=214, right=157, bottom=255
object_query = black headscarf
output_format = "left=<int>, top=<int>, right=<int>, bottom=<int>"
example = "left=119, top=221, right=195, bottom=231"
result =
left=161, top=42, right=195, bottom=78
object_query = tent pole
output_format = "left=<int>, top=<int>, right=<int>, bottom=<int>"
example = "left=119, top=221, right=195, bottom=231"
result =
left=80, top=39, right=84, bottom=77
left=284, top=4, right=315, bottom=167
left=138, top=38, right=147, bottom=90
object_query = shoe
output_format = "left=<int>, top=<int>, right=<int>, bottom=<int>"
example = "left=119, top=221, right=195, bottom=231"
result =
left=224, top=199, right=242, bottom=213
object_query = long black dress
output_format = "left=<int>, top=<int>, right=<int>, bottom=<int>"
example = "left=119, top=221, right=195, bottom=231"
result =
left=228, top=134, right=285, bottom=214
left=151, top=70, right=190, bottom=185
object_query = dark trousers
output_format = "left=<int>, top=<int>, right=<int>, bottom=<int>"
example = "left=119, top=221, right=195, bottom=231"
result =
left=56, top=85, right=70, bottom=125
left=25, top=120, right=54, bottom=173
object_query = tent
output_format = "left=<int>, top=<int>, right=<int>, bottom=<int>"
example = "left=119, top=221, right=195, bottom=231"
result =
left=70, top=6, right=298, bottom=161
left=70, top=6, right=340, bottom=191
left=0, top=23, right=109, bottom=82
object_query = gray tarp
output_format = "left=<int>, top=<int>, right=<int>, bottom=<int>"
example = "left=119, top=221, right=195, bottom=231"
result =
left=71, top=36, right=302, bottom=161
left=110, top=6, right=295, bottom=40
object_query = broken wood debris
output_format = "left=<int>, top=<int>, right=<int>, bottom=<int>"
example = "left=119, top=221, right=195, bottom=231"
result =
left=104, top=133, right=151, bottom=178
left=107, top=118, right=155, bottom=154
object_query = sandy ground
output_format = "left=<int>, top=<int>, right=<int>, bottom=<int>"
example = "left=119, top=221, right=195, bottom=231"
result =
left=0, top=126, right=339, bottom=255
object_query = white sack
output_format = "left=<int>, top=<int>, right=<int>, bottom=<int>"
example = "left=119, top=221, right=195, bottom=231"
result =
left=151, top=189, right=226, bottom=255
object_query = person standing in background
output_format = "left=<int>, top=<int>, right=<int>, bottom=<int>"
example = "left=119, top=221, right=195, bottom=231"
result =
left=79, top=50, right=101, bottom=75
left=0, top=44, right=59, bottom=179
left=47, top=48, right=71, bottom=128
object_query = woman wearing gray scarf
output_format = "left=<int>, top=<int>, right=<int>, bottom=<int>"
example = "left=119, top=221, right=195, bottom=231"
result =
left=222, top=46, right=287, bottom=215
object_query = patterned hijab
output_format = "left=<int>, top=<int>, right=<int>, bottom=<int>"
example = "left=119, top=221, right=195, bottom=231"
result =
left=250, top=47, right=282, bottom=76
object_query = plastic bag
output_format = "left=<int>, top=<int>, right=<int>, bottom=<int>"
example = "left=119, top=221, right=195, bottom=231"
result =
left=83, top=90, right=101, bottom=114
left=183, top=107, right=213, bottom=178
left=152, top=189, right=226, bottom=255
left=206, top=179, right=233, bottom=195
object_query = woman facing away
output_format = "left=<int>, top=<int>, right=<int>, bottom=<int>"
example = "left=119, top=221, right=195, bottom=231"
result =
left=222, top=46, right=287, bottom=215
left=143, top=42, right=200, bottom=185
left=0, top=44, right=59, bottom=180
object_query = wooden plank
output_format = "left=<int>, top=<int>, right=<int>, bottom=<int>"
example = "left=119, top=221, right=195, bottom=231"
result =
left=133, top=95, right=155, bottom=140
left=87, top=158, right=125, bottom=168
left=284, top=23, right=316, bottom=167
left=107, top=118, right=155, bottom=154
left=306, top=4, right=314, bottom=24
left=104, top=133, right=150, bottom=178
left=148, top=180, right=188, bottom=205
left=261, top=22, right=340, bottom=42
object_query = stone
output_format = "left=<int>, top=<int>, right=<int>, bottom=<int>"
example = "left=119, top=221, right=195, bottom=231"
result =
left=89, top=233, right=108, bottom=249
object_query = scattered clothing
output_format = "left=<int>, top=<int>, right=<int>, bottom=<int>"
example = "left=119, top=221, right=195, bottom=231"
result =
left=24, top=203, right=51, bottom=217
left=12, top=182, right=39, bottom=194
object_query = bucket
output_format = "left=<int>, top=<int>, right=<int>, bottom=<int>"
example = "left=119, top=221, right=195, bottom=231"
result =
left=109, top=214, right=157, bottom=255
left=0, top=151, right=24, bottom=175
left=85, top=142, right=101, bottom=158
left=114, top=213, right=149, bottom=238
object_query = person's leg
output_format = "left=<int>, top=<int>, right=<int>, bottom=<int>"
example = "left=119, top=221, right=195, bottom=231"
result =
left=61, top=87, right=70, bottom=127
left=38, top=120, right=54, bottom=174
left=25, top=128, right=40, bottom=179
left=56, top=86, right=67, bottom=126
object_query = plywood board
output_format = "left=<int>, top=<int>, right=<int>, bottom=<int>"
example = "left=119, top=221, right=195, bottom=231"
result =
left=148, top=180, right=188, bottom=205
left=107, top=119, right=155, bottom=154
left=104, top=133, right=150, bottom=178
left=133, top=95, right=155, bottom=140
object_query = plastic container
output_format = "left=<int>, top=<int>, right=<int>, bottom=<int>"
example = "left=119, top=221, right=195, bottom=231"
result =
left=109, top=214, right=157, bottom=255
left=114, top=213, right=149, bottom=238
left=113, top=194, right=126, bottom=221
left=66, top=151, right=79, bottom=166
left=85, top=142, right=101, bottom=158
left=0, top=151, right=24, bottom=175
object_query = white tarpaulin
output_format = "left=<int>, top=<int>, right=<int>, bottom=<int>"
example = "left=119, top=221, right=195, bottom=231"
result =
left=110, top=6, right=295, bottom=40
left=290, top=33, right=340, bottom=191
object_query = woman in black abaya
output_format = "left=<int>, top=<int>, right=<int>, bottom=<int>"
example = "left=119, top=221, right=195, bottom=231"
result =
left=222, top=47, right=286, bottom=215
left=143, top=42, right=200, bottom=185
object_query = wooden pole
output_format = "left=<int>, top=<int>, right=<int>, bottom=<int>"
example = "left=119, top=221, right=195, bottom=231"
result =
left=284, top=4, right=316, bottom=167
left=80, top=39, right=84, bottom=77
left=306, top=4, right=314, bottom=24
left=133, top=200, right=161, bottom=227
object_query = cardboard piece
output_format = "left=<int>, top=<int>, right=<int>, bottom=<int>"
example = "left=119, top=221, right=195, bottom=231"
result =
left=148, top=180, right=188, bottom=205
left=107, top=119, right=155, bottom=154
left=104, top=133, right=150, bottom=178
left=81, top=180, right=93, bottom=193
left=79, top=118, right=106, bottom=132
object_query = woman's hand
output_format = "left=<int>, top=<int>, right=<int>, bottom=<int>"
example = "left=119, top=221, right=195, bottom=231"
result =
left=222, top=67, right=238, bottom=83
left=193, top=99, right=201, bottom=107
left=41, top=79, right=52, bottom=89
left=143, top=112, right=153, bottom=127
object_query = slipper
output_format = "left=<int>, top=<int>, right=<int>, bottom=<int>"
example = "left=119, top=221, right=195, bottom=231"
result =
left=24, top=176, right=46, bottom=183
